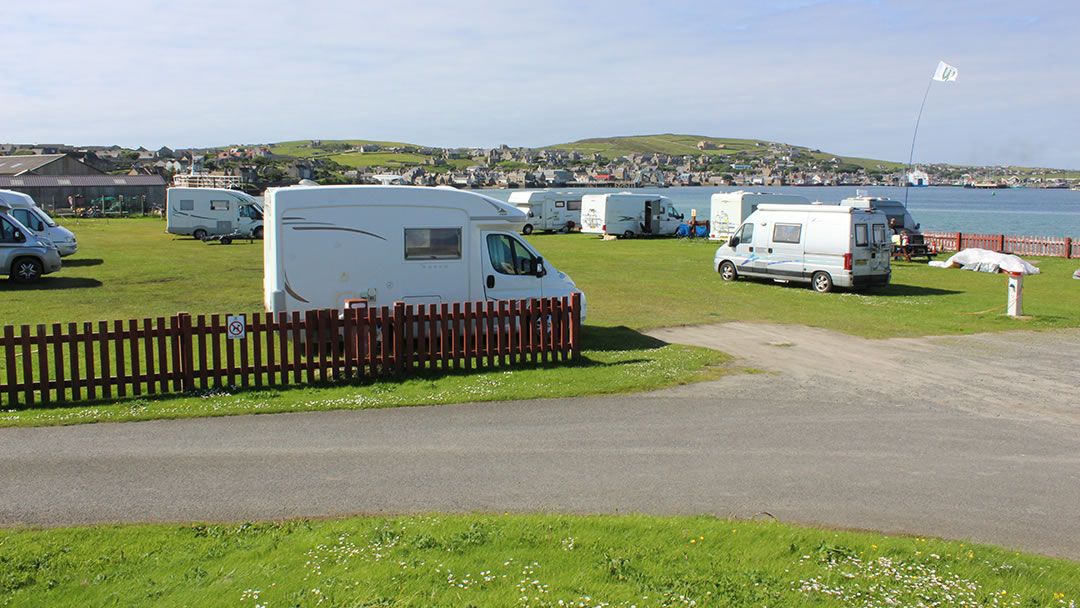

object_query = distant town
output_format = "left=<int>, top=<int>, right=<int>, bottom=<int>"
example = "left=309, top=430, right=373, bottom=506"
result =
left=1, top=136, right=1075, bottom=213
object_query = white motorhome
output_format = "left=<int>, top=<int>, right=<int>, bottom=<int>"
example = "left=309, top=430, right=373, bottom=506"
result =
left=507, top=190, right=582, bottom=234
left=713, top=204, right=891, bottom=292
left=708, top=190, right=812, bottom=240
left=263, top=185, right=585, bottom=317
left=166, top=187, right=264, bottom=240
left=0, top=198, right=62, bottom=282
left=579, top=192, right=683, bottom=238
left=840, top=194, right=932, bottom=259
left=0, top=189, right=78, bottom=256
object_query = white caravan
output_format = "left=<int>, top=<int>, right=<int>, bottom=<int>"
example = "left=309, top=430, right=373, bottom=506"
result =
left=507, top=190, right=582, bottom=234
left=0, top=189, right=78, bottom=256
left=166, top=187, right=264, bottom=239
left=713, top=204, right=891, bottom=292
left=708, top=190, right=812, bottom=240
left=579, top=192, right=683, bottom=238
left=263, top=185, right=585, bottom=317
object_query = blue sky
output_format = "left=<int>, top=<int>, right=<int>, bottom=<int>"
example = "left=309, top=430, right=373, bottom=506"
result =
left=3, top=0, right=1077, bottom=168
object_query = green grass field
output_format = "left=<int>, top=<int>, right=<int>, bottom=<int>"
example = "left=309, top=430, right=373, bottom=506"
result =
left=3, top=514, right=1078, bottom=607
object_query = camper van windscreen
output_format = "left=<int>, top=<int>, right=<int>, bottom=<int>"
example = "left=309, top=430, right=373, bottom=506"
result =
left=404, top=228, right=462, bottom=260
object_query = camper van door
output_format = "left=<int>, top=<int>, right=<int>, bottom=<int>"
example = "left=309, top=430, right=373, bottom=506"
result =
left=766, top=217, right=806, bottom=279
left=482, top=232, right=545, bottom=301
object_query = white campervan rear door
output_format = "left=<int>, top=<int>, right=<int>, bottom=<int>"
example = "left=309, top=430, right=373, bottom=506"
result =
left=481, top=231, right=545, bottom=302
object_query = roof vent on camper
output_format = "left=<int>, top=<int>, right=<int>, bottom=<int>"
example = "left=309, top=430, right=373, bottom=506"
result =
left=298, top=179, right=320, bottom=187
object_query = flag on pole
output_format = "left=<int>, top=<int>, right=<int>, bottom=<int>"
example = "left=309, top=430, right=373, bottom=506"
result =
left=933, top=60, right=958, bottom=82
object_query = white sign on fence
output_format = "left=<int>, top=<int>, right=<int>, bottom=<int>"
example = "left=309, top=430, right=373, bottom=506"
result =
left=226, top=315, right=246, bottom=340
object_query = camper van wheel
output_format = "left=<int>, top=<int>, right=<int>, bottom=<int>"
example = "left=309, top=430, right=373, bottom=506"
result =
left=12, top=257, right=43, bottom=283
left=522, top=224, right=534, bottom=235
left=811, top=271, right=834, bottom=293
left=220, top=236, right=233, bottom=245
left=718, top=261, right=738, bottom=281
left=623, top=231, right=634, bottom=239
left=192, top=229, right=207, bottom=241
left=253, top=226, right=264, bottom=239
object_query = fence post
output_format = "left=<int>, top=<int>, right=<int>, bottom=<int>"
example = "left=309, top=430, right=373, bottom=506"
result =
left=177, top=313, right=195, bottom=392
left=3, top=325, right=16, bottom=406
left=1067, top=237, right=1073, bottom=259
left=570, top=292, right=582, bottom=359
left=955, top=232, right=963, bottom=251
left=393, top=302, right=405, bottom=375
left=998, top=234, right=1005, bottom=252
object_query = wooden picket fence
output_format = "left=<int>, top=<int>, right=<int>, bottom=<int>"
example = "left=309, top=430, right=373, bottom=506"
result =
left=0, top=294, right=582, bottom=408
left=923, top=231, right=1077, bottom=258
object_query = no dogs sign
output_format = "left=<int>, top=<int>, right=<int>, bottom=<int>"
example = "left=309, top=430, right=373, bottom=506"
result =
left=227, top=315, right=246, bottom=340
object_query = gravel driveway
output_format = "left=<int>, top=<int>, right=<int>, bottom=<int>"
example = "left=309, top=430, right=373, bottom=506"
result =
left=2, top=324, right=1078, bottom=560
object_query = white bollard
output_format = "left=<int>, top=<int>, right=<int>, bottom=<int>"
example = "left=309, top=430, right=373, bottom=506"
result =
left=1007, top=272, right=1024, bottom=317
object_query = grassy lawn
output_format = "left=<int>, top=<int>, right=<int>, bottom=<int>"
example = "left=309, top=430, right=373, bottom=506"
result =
left=3, top=514, right=1078, bottom=607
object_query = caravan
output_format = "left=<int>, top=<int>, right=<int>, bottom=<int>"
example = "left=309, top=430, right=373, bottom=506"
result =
left=263, top=185, right=585, bottom=317
left=166, top=187, right=264, bottom=240
left=0, top=189, right=78, bottom=256
left=507, top=190, right=582, bottom=234
left=708, top=190, right=812, bottom=240
left=713, top=204, right=891, bottom=292
left=579, top=192, right=683, bottom=238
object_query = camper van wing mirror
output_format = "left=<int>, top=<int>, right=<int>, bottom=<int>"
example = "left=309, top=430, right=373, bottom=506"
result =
left=12, top=229, right=24, bottom=243
left=532, top=257, right=547, bottom=277
left=729, top=236, right=740, bottom=247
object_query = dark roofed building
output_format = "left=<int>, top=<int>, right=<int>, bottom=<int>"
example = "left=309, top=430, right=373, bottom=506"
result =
left=0, top=153, right=103, bottom=177
left=0, top=174, right=166, bottom=212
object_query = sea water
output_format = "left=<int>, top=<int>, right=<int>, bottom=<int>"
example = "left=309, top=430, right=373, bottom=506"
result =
left=485, top=186, right=1080, bottom=238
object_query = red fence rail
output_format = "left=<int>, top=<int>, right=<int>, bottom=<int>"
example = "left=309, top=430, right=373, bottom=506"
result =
left=0, top=294, right=583, bottom=408
left=923, top=231, right=1075, bottom=259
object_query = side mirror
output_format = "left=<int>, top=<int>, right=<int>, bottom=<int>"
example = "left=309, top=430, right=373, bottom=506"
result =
left=729, top=236, right=740, bottom=247
left=532, top=257, right=546, bottom=277
left=13, top=230, right=25, bottom=243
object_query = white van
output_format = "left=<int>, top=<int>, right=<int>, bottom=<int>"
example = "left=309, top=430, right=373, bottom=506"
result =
left=713, top=204, right=891, bottom=292
left=166, top=187, right=264, bottom=240
left=579, top=192, right=683, bottom=238
left=840, top=194, right=932, bottom=259
left=708, top=190, right=812, bottom=240
left=507, top=190, right=582, bottom=234
left=0, top=198, right=62, bottom=282
left=0, top=189, right=78, bottom=256
left=263, top=185, right=585, bottom=317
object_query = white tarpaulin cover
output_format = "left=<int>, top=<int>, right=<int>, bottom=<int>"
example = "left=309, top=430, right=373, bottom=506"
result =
left=928, top=248, right=1040, bottom=275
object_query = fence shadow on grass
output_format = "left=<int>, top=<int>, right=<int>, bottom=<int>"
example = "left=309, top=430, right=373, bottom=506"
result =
left=580, top=325, right=669, bottom=351
left=61, top=258, right=104, bottom=267
left=3, top=277, right=103, bottom=291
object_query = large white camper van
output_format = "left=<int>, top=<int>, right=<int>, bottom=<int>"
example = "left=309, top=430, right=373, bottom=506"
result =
left=579, top=192, right=683, bottom=238
left=0, top=189, right=78, bottom=256
left=708, top=190, right=812, bottom=241
left=507, top=190, right=582, bottom=234
left=263, top=185, right=585, bottom=317
left=166, top=187, right=264, bottom=240
left=713, top=204, right=891, bottom=292
left=840, top=194, right=932, bottom=259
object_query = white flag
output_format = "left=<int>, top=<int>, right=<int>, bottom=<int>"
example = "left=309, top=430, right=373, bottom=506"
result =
left=933, top=60, right=958, bottom=82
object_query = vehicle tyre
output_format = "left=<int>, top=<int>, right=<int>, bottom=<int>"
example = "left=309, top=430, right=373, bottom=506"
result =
left=811, top=271, right=834, bottom=293
left=718, top=260, right=738, bottom=281
left=623, top=231, right=634, bottom=239
left=253, top=226, right=263, bottom=239
left=221, top=236, right=233, bottom=245
left=12, top=257, right=43, bottom=283
left=192, top=229, right=207, bottom=241
left=522, top=224, right=534, bottom=235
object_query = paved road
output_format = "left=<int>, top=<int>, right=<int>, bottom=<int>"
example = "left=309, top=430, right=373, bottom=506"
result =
left=2, top=325, right=1078, bottom=560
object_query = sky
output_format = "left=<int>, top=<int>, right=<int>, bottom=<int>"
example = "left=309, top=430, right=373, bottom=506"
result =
left=3, top=0, right=1078, bottom=169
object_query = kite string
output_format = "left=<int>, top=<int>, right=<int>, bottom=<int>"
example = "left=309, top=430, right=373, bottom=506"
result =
left=904, top=78, right=935, bottom=208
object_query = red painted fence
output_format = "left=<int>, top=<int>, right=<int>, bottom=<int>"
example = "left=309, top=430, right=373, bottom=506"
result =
left=922, top=231, right=1076, bottom=259
left=0, top=294, right=583, bottom=408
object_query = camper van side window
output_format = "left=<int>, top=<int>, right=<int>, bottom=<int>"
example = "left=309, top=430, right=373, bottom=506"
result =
left=404, top=228, right=462, bottom=260
left=555, top=201, right=565, bottom=208
left=210, top=200, right=230, bottom=211
left=773, top=223, right=802, bottom=244
left=567, top=200, right=581, bottom=211
left=873, top=224, right=886, bottom=244
left=179, top=199, right=194, bottom=211
left=855, top=224, right=869, bottom=247
left=487, top=234, right=535, bottom=275
left=734, top=223, right=753, bottom=243
left=0, top=217, right=17, bottom=242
